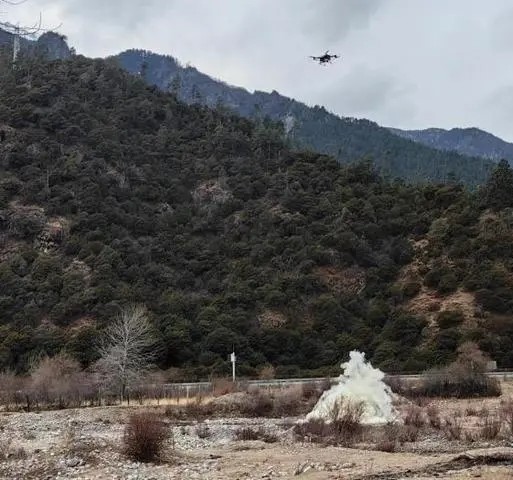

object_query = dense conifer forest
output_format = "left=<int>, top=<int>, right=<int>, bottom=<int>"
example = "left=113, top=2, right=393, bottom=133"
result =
left=1, top=52, right=513, bottom=379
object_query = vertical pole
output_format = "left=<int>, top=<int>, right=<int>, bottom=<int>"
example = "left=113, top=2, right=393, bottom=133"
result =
left=230, top=350, right=236, bottom=384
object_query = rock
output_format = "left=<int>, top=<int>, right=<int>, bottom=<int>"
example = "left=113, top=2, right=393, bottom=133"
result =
left=64, top=456, right=82, bottom=468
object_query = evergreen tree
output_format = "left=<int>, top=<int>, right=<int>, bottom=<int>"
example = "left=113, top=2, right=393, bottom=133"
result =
left=482, top=159, right=513, bottom=209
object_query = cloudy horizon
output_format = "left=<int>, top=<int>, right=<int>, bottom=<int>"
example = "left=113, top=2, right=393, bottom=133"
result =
left=5, top=0, right=513, bottom=141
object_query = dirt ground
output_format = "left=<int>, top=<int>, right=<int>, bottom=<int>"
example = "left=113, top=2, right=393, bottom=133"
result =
left=1, top=385, right=513, bottom=479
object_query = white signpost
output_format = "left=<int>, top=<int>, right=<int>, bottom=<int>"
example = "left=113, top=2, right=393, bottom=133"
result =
left=230, top=351, right=236, bottom=383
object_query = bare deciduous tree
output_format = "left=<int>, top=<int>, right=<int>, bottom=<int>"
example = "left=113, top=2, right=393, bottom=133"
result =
left=95, top=304, right=158, bottom=402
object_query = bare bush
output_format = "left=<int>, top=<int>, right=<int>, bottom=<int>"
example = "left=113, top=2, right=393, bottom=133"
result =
left=465, top=405, right=478, bottom=416
left=382, top=422, right=421, bottom=443
left=29, top=353, right=94, bottom=409
left=272, top=387, right=302, bottom=417
left=211, top=377, right=236, bottom=397
left=442, top=417, right=462, bottom=440
left=0, top=371, right=26, bottom=410
left=404, top=405, right=425, bottom=427
left=0, top=436, right=26, bottom=461
left=234, top=426, right=278, bottom=443
left=123, top=412, right=170, bottom=463
left=500, top=399, right=513, bottom=436
left=375, top=438, right=397, bottom=452
left=241, top=392, right=274, bottom=417
left=398, top=425, right=420, bottom=443
left=293, top=400, right=364, bottom=446
left=479, top=415, right=502, bottom=440
left=195, top=423, right=211, bottom=439
left=464, top=430, right=478, bottom=443
left=258, top=365, right=275, bottom=380
left=426, top=404, right=441, bottom=429
left=418, top=364, right=501, bottom=398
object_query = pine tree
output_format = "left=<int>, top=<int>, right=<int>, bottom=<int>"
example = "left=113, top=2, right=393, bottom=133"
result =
left=483, top=159, right=513, bottom=209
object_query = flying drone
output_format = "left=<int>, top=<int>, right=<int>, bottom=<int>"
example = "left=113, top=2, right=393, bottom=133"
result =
left=310, top=50, right=340, bottom=65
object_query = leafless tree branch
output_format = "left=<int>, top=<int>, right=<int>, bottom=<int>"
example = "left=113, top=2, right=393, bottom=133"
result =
left=95, top=304, right=159, bottom=402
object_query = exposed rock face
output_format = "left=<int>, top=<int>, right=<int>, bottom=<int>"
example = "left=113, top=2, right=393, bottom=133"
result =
left=0, top=28, right=71, bottom=61
left=35, top=32, right=72, bottom=60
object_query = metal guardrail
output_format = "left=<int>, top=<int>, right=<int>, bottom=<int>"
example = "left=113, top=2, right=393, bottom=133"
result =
left=153, top=370, right=513, bottom=397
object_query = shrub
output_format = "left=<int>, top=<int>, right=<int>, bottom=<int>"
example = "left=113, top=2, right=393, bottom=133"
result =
left=195, top=423, right=211, bottom=439
left=417, top=364, right=501, bottom=399
left=426, top=405, right=441, bottom=429
left=241, top=393, right=274, bottom=417
left=402, top=282, right=421, bottom=298
left=500, top=399, right=513, bottom=435
left=398, top=425, right=420, bottom=443
left=442, top=417, right=462, bottom=440
left=436, top=310, right=465, bottom=329
left=123, top=412, right=170, bottom=463
left=479, top=416, right=502, bottom=440
left=465, top=406, right=478, bottom=416
left=404, top=405, right=425, bottom=427
left=375, top=438, right=397, bottom=452
left=258, top=365, right=276, bottom=380
left=235, top=427, right=260, bottom=441
left=234, top=427, right=278, bottom=443
left=212, top=377, right=236, bottom=397
left=293, top=400, right=364, bottom=446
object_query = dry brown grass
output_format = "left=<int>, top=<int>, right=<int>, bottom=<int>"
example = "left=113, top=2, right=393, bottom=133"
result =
left=404, top=405, right=425, bottom=427
left=479, top=415, right=502, bottom=440
left=211, top=378, right=237, bottom=397
left=426, top=404, right=441, bottom=429
left=293, top=400, right=364, bottom=446
left=234, top=427, right=278, bottom=443
left=499, top=399, right=513, bottom=436
left=442, top=417, right=463, bottom=440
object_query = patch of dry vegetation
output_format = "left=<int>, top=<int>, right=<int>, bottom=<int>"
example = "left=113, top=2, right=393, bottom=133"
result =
left=123, top=411, right=171, bottom=463
left=165, top=382, right=329, bottom=420
left=293, top=400, right=364, bottom=446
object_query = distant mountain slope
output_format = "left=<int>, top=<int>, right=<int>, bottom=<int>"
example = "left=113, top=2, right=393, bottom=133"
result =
left=0, top=28, right=72, bottom=61
left=113, top=49, right=495, bottom=186
left=389, top=127, right=513, bottom=163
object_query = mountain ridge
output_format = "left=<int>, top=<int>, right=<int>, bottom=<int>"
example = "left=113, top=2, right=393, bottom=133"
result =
left=389, top=126, right=513, bottom=164
left=112, top=49, right=495, bottom=186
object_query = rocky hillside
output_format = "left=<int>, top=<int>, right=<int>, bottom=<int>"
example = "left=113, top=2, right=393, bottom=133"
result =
left=113, top=49, right=495, bottom=186
left=389, top=127, right=513, bottom=164
left=1, top=53, right=513, bottom=378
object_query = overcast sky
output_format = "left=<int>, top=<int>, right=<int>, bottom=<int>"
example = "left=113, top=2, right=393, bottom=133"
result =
left=7, top=0, right=513, bottom=140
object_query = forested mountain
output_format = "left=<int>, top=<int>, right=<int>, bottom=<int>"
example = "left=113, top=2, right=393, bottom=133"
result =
left=389, top=127, right=513, bottom=164
left=114, top=49, right=495, bottom=186
left=2, top=52, right=513, bottom=378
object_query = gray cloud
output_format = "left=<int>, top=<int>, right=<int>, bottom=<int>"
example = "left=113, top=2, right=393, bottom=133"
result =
left=322, top=65, right=415, bottom=118
left=5, top=0, right=513, bottom=141
left=303, top=0, right=383, bottom=43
